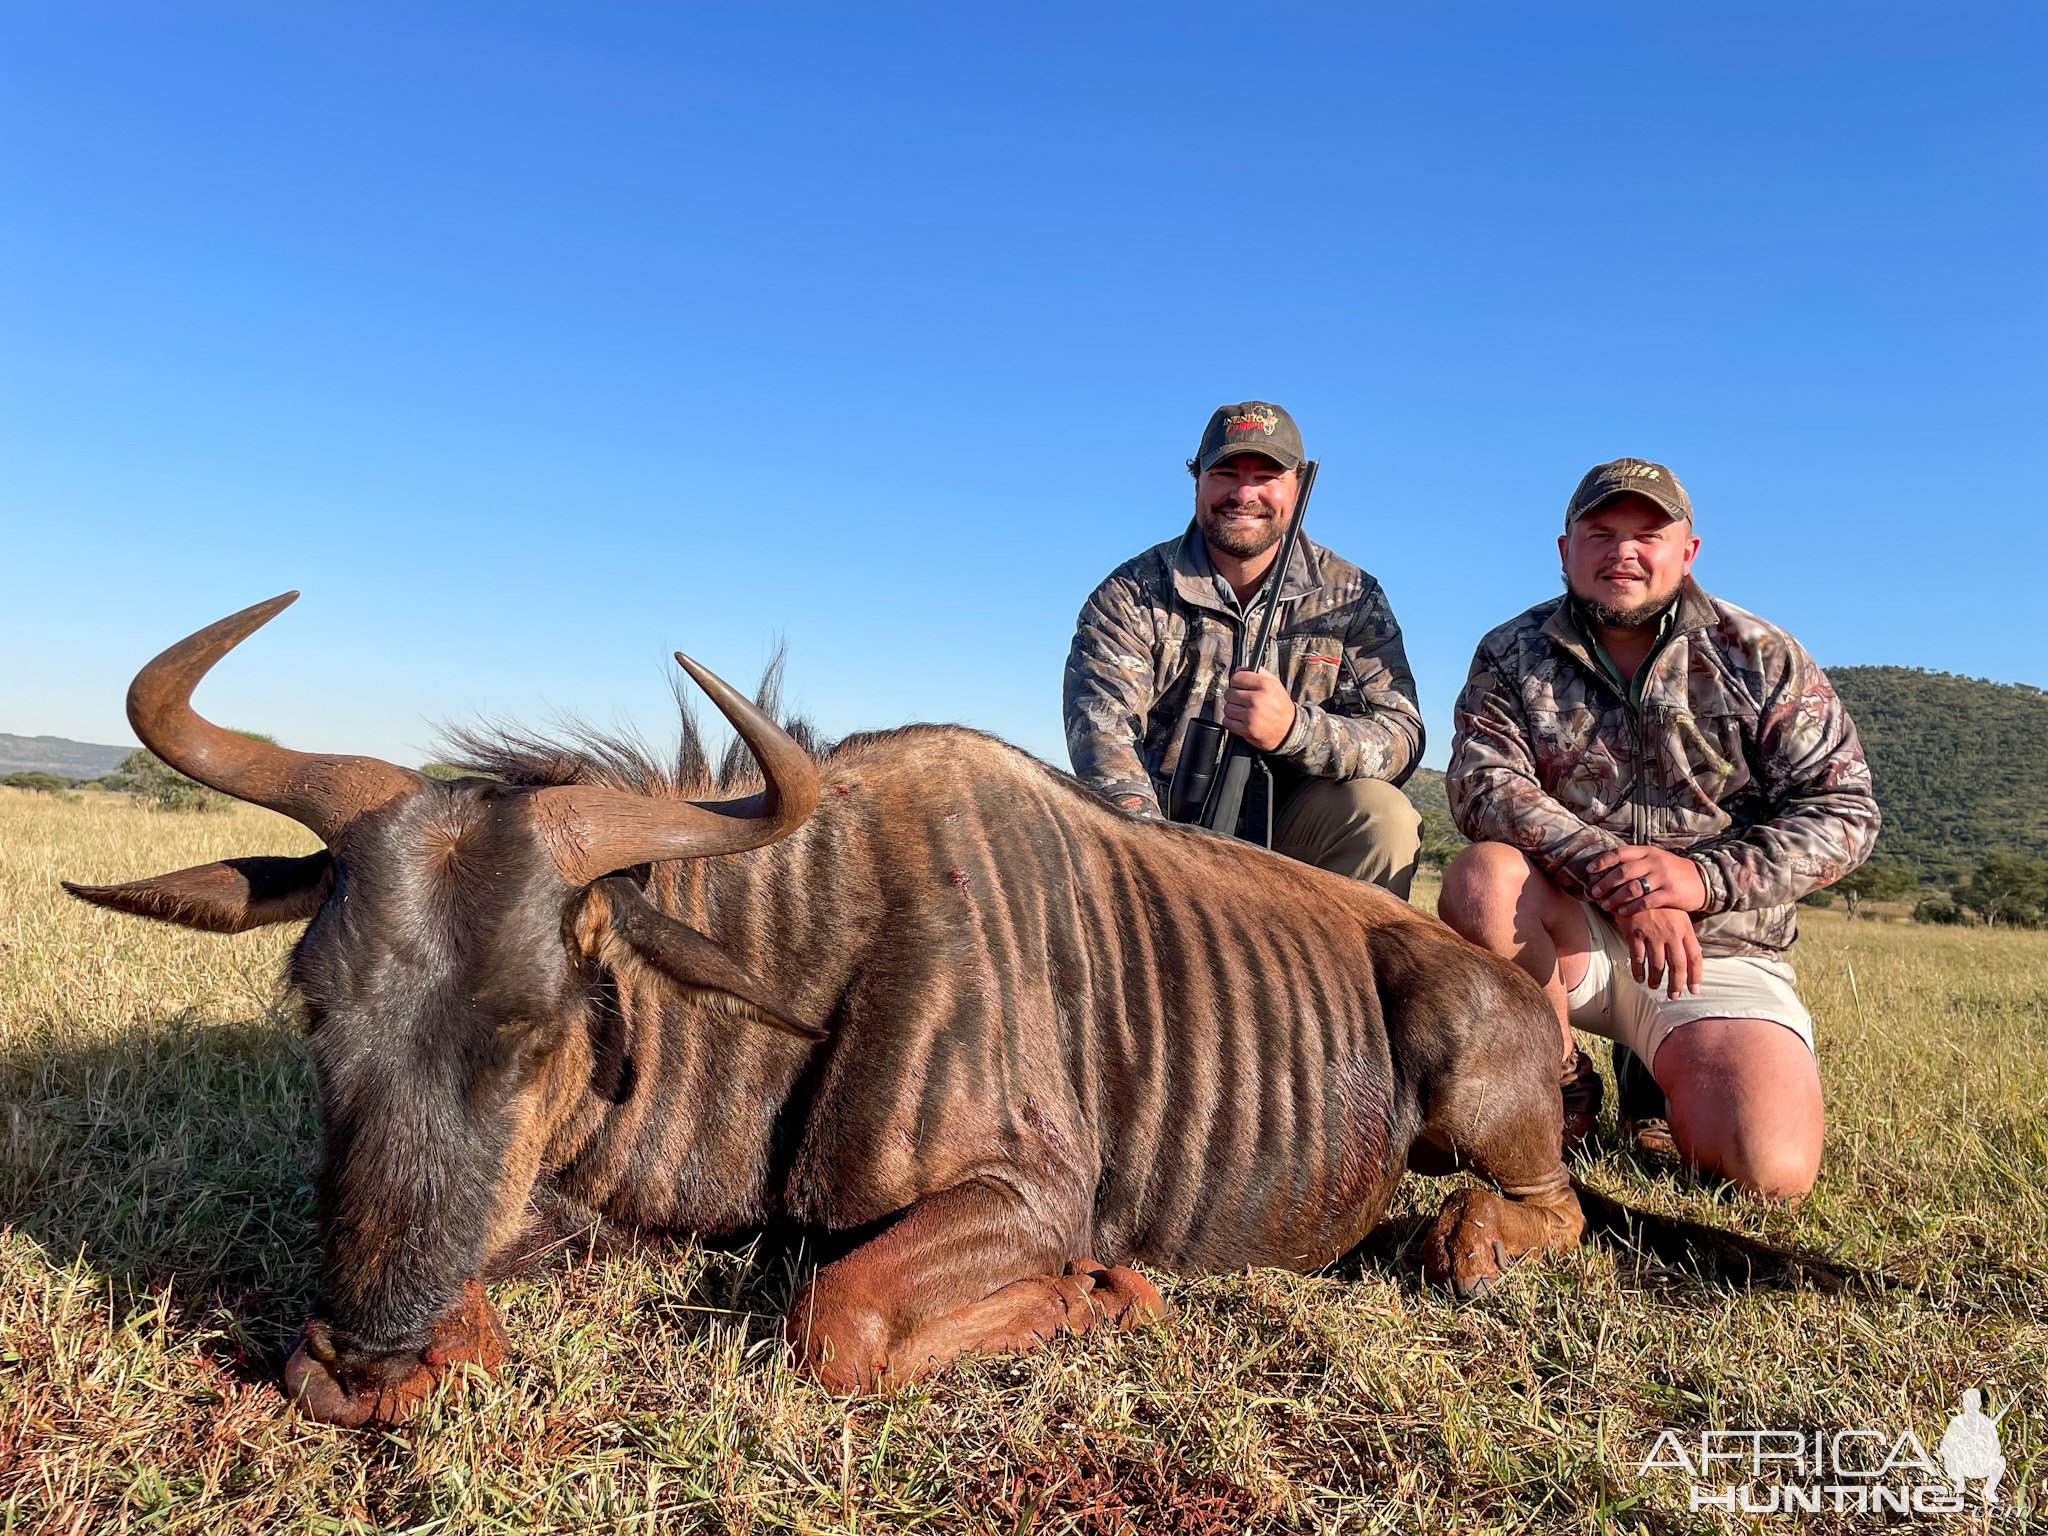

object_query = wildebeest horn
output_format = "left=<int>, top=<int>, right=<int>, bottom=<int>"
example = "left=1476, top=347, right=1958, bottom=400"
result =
left=126, top=592, right=421, bottom=843
left=528, top=651, right=821, bottom=886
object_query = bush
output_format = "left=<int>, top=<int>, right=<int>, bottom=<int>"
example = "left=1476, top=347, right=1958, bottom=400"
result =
left=1, top=771, right=75, bottom=794
left=1913, top=895, right=1966, bottom=926
left=1833, top=861, right=1917, bottom=919
left=1798, top=889, right=1835, bottom=909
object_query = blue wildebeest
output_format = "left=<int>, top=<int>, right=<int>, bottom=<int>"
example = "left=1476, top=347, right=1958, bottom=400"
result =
left=68, top=595, right=1846, bottom=1426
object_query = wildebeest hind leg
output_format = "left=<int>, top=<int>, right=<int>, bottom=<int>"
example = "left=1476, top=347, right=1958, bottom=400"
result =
left=1418, top=1073, right=1586, bottom=1299
left=786, top=1180, right=1168, bottom=1394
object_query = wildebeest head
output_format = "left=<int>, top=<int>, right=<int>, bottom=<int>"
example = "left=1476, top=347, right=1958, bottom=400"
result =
left=64, top=594, right=822, bottom=1425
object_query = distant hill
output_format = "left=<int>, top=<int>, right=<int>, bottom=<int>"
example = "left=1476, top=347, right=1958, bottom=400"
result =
left=1409, top=765, right=1449, bottom=821
left=1409, top=668, right=2048, bottom=885
left=0, top=733, right=131, bottom=781
left=1829, top=666, right=2048, bottom=883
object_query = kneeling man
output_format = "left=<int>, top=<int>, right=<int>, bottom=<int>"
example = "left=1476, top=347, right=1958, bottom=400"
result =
left=1440, top=459, right=1879, bottom=1199
left=1064, top=401, right=1423, bottom=896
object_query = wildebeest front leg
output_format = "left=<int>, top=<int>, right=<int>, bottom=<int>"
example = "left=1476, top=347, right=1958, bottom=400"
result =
left=1418, top=1059, right=1586, bottom=1298
left=786, top=1180, right=1168, bottom=1393
left=1423, top=1166, right=1583, bottom=1299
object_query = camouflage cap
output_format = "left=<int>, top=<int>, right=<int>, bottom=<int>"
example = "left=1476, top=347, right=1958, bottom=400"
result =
left=1193, top=401, right=1304, bottom=473
left=1565, top=458, right=1693, bottom=526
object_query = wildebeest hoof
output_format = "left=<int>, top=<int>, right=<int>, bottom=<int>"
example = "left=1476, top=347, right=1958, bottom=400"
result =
left=284, top=1279, right=509, bottom=1427
left=1455, top=1240, right=1512, bottom=1300
left=1062, top=1258, right=1171, bottom=1327
left=1422, top=1189, right=1519, bottom=1299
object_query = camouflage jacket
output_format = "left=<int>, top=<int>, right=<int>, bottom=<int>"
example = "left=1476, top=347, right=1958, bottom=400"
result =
left=1064, top=521, right=1422, bottom=816
left=1447, top=578, right=1880, bottom=958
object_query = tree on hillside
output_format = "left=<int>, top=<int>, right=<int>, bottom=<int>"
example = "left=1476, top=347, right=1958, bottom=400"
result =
left=104, top=733, right=277, bottom=813
left=1834, top=862, right=1916, bottom=920
left=1952, top=853, right=2048, bottom=928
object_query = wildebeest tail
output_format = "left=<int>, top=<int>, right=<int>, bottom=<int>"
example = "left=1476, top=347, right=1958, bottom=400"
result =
left=1569, top=1178, right=1889, bottom=1294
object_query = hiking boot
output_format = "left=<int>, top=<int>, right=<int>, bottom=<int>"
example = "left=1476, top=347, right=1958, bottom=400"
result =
left=1560, top=1047, right=1602, bottom=1155
left=1626, top=1117, right=1680, bottom=1161
left=1613, top=1044, right=1678, bottom=1164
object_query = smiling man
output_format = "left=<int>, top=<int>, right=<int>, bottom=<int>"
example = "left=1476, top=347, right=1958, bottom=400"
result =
left=1063, top=401, right=1423, bottom=895
left=1438, top=458, right=1880, bottom=1195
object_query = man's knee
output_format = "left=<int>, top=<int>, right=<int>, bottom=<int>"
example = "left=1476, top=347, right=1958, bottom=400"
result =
left=1660, top=1022, right=1824, bottom=1202
left=1439, top=841, right=1543, bottom=937
left=1667, top=1095, right=1823, bottom=1201
left=1672, top=1118, right=1821, bottom=1202
left=1332, top=777, right=1422, bottom=849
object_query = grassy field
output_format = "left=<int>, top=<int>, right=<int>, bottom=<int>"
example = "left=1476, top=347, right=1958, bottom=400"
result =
left=2, top=785, right=2043, bottom=1533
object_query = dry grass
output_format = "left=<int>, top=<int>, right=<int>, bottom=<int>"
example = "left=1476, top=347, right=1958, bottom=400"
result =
left=1, top=785, right=2043, bottom=1533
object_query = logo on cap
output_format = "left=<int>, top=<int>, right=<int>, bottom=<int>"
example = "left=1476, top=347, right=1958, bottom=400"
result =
left=1565, top=457, right=1692, bottom=525
left=1194, top=400, right=1304, bottom=473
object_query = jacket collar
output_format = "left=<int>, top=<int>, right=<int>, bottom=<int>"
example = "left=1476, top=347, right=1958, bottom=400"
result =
left=1167, top=518, right=1323, bottom=616
left=1539, top=577, right=1718, bottom=696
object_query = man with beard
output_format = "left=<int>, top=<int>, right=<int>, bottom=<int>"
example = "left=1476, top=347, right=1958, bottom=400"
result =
left=1438, top=459, right=1879, bottom=1190
left=1063, top=401, right=1424, bottom=896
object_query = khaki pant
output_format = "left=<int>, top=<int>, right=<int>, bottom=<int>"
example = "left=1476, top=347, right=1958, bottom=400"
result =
left=1271, top=776, right=1422, bottom=900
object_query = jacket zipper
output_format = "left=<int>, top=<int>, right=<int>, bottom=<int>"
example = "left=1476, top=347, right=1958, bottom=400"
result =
left=1583, top=648, right=1650, bottom=843
left=1630, top=709, right=1649, bottom=844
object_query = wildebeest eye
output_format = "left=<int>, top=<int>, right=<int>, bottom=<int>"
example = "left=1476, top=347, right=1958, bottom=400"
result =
left=498, top=1015, right=571, bottom=1085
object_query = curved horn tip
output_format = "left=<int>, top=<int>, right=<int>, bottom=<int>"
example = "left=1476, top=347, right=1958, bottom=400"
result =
left=126, top=591, right=302, bottom=724
left=673, top=651, right=758, bottom=708
left=238, top=590, right=302, bottom=625
left=154, top=591, right=304, bottom=657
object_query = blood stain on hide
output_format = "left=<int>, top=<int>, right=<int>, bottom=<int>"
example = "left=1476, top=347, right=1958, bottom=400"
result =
left=947, top=867, right=970, bottom=889
left=1020, top=1097, right=1066, bottom=1153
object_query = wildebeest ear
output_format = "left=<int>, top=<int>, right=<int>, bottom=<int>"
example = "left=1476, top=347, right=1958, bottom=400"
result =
left=595, top=877, right=827, bottom=1042
left=63, top=852, right=335, bottom=933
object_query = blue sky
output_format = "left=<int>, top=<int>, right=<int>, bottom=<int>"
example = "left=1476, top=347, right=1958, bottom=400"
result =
left=4, top=3, right=2042, bottom=773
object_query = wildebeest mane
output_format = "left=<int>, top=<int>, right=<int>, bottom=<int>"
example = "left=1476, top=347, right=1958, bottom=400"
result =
left=438, top=649, right=827, bottom=796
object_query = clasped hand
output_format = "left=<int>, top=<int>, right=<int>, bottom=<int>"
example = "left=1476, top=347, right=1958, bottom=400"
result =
left=1588, top=844, right=1709, bottom=999
left=1222, top=669, right=1296, bottom=753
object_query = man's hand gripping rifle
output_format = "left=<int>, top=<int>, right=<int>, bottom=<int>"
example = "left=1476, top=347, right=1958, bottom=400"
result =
left=1165, top=459, right=1319, bottom=845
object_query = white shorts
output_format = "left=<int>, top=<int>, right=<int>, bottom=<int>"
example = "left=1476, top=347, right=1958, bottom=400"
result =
left=1564, top=903, right=1814, bottom=1073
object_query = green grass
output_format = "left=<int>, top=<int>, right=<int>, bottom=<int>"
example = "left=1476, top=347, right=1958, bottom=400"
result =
left=1, top=787, right=2043, bottom=1533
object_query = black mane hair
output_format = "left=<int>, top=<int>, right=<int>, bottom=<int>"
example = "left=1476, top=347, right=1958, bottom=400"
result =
left=437, top=650, right=828, bottom=797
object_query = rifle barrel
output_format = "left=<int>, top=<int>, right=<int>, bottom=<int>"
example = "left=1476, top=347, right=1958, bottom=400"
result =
left=1200, top=459, right=1318, bottom=836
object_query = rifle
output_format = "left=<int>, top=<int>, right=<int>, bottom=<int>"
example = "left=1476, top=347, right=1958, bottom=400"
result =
left=1165, top=459, right=1319, bottom=843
